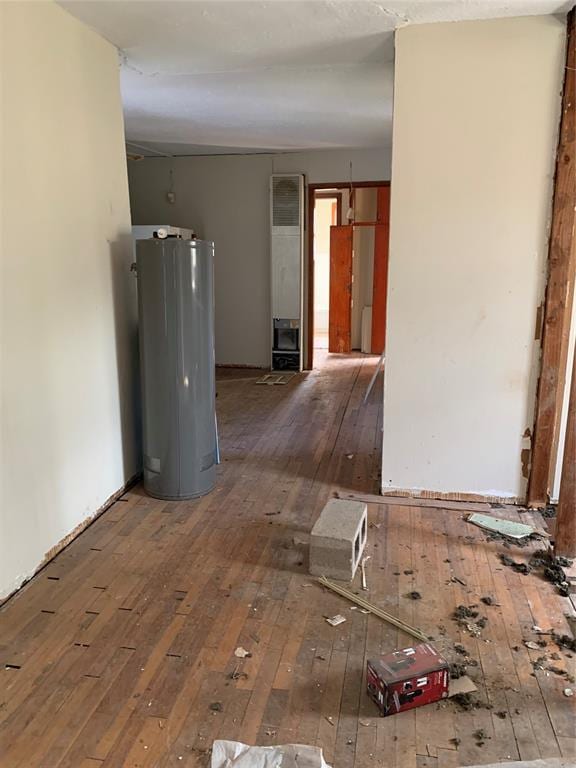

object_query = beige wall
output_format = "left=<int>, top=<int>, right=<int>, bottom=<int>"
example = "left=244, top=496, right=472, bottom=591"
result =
left=382, top=16, right=565, bottom=501
left=0, top=2, right=138, bottom=598
left=128, top=148, right=391, bottom=367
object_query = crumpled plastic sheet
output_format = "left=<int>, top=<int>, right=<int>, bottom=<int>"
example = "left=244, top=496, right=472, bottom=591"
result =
left=211, top=740, right=332, bottom=768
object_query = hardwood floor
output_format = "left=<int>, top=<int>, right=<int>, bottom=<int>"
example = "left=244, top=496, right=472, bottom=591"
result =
left=0, top=352, right=574, bottom=768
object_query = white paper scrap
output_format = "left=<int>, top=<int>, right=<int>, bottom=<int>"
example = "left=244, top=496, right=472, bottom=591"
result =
left=211, top=740, right=332, bottom=768
left=325, top=615, right=347, bottom=626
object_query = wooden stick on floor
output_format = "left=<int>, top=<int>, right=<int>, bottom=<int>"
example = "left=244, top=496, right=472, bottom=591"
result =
left=317, top=575, right=429, bottom=643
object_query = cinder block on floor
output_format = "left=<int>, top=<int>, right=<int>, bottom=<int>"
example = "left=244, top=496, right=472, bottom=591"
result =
left=309, top=498, right=368, bottom=581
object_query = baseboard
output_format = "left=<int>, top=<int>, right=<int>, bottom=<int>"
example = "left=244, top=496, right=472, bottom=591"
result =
left=380, top=486, right=522, bottom=505
left=0, top=471, right=142, bottom=609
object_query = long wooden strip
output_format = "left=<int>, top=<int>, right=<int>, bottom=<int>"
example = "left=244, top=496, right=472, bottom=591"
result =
left=316, top=576, right=429, bottom=642
left=336, top=490, right=520, bottom=514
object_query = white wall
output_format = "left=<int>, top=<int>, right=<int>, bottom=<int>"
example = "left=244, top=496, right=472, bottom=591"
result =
left=0, top=2, right=138, bottom=598
left=128, top=147, right=391, bottom=367
left=382, top=16, right=565, bottom=501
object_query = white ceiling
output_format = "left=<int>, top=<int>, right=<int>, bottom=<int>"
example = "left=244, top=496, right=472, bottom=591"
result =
left=60, top=1, right=571, bottom=156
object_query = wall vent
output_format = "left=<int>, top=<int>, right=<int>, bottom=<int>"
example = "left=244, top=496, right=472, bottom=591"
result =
left=270, top=173, right=304, bottom=323
left=272, top=176, right=301, bottom=227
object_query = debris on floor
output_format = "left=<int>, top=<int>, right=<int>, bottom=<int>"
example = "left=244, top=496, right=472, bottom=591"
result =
left=452, top=605, right=488, bottom=636
left=234, top=646, right=252, bottom=658
left=210, top=740, right=332, bottom=768
left=552, top=632, right=576, bottom=652
left=325, top=614, right=346, bottom=626
left=367, top=643, right=449, bottom=716
left=227, top=666, right=248, bottom=681
left=209, top=702, right=223, bottom=712
left=499, top=554, right=531, bottom=574
left=360, top=555, right=370, bottom=590
left=480, top=595, right=498, bottom=605
left=448, top=675, right=478, bottom=696
left=407, top=591, right=422, bottom=600
left=473, top=728, right=489, bottom=747
left=255, top=373, right=296, bottom=386
left=529, top=549, right=573, bottom=596
left=467, top=513, right=538, bottom=540
left=317, top=576, right=429, bottom=642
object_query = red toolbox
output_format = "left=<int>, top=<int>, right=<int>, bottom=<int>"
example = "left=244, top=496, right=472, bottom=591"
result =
left=367, top=643, right=449, bottom=716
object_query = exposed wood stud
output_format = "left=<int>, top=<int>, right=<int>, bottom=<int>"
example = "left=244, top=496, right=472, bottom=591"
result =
left=528, top=8, right=576, bottom=506
left=555, top=344, right=576, bottom=557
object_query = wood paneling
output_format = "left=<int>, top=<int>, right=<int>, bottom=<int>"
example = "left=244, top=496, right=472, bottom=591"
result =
left=329, top=225, right=353, bottom=354
left=528, top=9, right=576, bottom=506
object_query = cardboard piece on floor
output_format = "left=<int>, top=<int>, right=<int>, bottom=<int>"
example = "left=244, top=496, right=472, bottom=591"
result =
left=467, top=513, right=536, bottom=539
left=448, top=675, right=478, bottom=696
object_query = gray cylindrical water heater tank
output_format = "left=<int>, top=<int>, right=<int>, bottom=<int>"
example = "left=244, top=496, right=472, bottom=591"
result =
left=136, top=238, right=217, bottom=500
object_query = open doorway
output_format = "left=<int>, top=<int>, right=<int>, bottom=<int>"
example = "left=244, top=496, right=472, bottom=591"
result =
left=306, top=182, right=390, bottom=369
left=313, top=193, right=342, bottom=350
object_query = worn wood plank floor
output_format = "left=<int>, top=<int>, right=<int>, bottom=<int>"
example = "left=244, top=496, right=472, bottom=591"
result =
left=0, top=352, right=574, bottom=768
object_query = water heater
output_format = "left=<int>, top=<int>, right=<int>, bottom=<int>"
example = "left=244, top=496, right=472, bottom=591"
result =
left=136, top=238, right=217, bottom=499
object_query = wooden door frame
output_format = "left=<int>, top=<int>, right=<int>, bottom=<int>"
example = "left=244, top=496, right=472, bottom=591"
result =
left=306, top=180, right=390, bottom=370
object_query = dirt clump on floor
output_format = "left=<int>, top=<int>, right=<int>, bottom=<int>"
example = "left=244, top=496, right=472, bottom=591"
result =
left=449, top=662, right=467, bottom=679
left=499, top=553, right=531, bottom=574
left=453, top=605, right=478, bottom=620
left=528, top=549, right=573, bottom=596
left=553, top=633, right=576, bottom=653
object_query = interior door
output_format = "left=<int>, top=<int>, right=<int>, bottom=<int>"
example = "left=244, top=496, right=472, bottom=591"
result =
left=329, top=225, right=353, bottom=353
left=371, top=186, right=391, bottom=354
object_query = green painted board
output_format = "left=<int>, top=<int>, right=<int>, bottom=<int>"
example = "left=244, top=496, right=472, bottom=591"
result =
left=467, top=513, right=534, bottom=539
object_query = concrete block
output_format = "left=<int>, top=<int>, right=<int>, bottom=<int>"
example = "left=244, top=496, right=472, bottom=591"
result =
left=309, top=498, right=368, bottom=581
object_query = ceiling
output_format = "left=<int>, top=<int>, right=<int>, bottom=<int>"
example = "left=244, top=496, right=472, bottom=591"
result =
left=60, top=0, right=571, bottom=156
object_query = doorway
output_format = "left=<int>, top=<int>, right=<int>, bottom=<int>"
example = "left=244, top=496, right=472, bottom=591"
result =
left=306, top=182, right=390, bottom=369
left=313, top=193, right=342, bottom=350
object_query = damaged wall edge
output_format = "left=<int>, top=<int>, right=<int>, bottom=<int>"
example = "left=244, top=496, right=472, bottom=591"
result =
left=0, top=471, right=142, bottom=608
left=379, top=486, right=521, bottom=505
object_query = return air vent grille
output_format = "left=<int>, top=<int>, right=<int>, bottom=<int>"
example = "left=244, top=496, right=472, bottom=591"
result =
left=272, top=176, right=300, bottom=227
